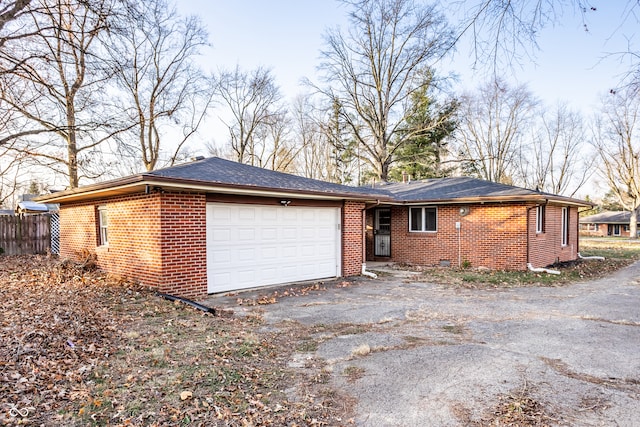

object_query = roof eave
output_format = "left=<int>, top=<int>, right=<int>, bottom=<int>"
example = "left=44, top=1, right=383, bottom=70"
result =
left=34, top=175, right=387, bottom=204
left=382, top=195, right=591, bottom=207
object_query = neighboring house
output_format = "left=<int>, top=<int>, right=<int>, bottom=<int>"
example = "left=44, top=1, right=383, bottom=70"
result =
left=364, top=178, right=588, bottom=271
left=579, top=211, right=639, bottom=238
left=36, top=157, right=590, bottom=299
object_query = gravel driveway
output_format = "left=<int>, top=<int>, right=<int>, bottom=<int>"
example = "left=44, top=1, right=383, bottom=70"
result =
left=213, top=261, right=640, bottom=426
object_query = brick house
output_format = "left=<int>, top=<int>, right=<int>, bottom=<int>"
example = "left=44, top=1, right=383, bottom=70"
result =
left=364, top=178, right=589, bottom=270
left=36, top=158, right=589, bottom=298
left=579, top=211, right=639, bottom=238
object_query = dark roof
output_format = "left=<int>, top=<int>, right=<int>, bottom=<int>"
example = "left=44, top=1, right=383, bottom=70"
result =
left=369, top=177, right=585, bottom=205
left=35, top=157, right=590, bottom=207
left=580, top=211, right=637, bottom=224
left=147, top=157, right=384, bottom=198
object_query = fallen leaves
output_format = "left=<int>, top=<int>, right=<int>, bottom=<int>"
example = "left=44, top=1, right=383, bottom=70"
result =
left=0, top=255, right=355, bottom=426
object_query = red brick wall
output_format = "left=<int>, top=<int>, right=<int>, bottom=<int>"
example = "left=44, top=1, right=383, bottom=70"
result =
left=158, top=193, right=207, bottom=298
left=579, top=223, right=634, bottom=238
left=59, top=193, right=164, bottom=288
left=342, top=201, right=365, bottom=276
left=529, top=205, right=579, bottom=267
left=366, top=203, right=580, bottom=270
left=58, top=192, right=207, bottom=299
left=59, top=192, right=364, bottom=297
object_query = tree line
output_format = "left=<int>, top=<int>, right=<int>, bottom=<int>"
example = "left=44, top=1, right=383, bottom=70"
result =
left=1, top=0, right=639, bottom=226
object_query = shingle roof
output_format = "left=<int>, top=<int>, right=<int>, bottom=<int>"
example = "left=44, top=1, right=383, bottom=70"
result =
left=369, top=176, right=566, bottom=203
left=147, top=157, right=385, bottom=198
left=580, top=211, right=637, bottom=224
left=35, top=157, right=590, bottom=206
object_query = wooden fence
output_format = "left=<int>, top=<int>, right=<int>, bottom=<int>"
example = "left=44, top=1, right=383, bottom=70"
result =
left=0, top=214, right=52, bottom=255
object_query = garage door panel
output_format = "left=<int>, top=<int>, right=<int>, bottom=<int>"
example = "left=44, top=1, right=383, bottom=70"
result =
left=207, top=203, right=341, bottom=293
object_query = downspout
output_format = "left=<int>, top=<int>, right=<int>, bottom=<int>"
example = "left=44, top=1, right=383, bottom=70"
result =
left=361, top=201, right=379, bottom=279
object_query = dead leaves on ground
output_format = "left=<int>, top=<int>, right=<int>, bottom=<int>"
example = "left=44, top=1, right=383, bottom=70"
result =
left=0, top=255, right=354, bottom=426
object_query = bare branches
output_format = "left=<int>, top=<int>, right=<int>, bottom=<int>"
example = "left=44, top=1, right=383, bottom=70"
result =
left=316, top=0, right=455, bottom=181
left=592, top=86, right=640, bottom=237
left=454, top=78, right=537, bottom=184
left=0, top=0, right=118, bottom=188
left=105, top=0, right=212, bottom=172
left=215, top=65, right=285, bottom=167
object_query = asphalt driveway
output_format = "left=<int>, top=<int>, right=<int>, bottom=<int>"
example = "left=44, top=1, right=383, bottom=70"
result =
left=209, top=261, right=640, bottom=426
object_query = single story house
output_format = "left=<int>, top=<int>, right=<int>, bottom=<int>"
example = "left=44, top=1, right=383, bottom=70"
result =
left=364, top=178, right=587, bottom=270
left=579, top=211, right=639, bottom=237
left=36, top=157, right=590, bottom=299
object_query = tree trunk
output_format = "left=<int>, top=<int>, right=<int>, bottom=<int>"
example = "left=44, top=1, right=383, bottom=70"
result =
left=630, top=208, right=638, bottom=239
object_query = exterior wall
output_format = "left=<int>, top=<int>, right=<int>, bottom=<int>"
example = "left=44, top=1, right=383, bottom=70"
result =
left=528, top=205, right=579, bottom=267
left=60, top=191, right=363, bottom=298
left=342, top=201, right=365, bottom=276
left=366, top=203, right=580, bottom=270
left=158, top=193, right=207, bottom=298
left=59, top=192, right=207, bottom=299
left=579, top=223, right=635, bottom=238
left=60, top=193, right=164, bottom=288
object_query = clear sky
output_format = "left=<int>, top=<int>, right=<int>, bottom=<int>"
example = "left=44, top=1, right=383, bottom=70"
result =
left=178, top=0, right=636, bottom=110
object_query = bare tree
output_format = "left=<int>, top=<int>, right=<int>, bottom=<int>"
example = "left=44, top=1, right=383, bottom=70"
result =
left=0, top=0, right=118, bottom=188
left=593, top=86, right=640, bottom=238
left=315, top=0, right=455, bottom=181
left=454, top=78, right=537, bottom=183
left=452, top=0, right=600, bottom=71
left=215, top=65, right=284, bottom=166
left=0, top=0, right=34, bottom=48
left=517, top=103, right=593, bottom=196
left=106, top=0, right=213, bottom=171
left=292, top=94, right=360, bottom=184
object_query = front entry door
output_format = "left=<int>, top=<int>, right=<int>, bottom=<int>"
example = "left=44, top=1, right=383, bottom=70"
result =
left=374, top=208, right=391, bottom=257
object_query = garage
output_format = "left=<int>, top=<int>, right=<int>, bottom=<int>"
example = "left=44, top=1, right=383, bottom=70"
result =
left=206, top=203, right=342, bottom=293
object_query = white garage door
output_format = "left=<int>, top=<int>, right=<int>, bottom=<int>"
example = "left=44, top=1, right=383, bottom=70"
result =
left=206, top=203, right=341, bottom=293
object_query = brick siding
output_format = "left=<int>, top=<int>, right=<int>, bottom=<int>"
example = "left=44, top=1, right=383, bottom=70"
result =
left=342, top=201, right=365, bottom=276
left=59, top=192, right=364, bottom=298
left=366, top=203, right=579, bottom=270
left=59, top=192, right=207, bottom=299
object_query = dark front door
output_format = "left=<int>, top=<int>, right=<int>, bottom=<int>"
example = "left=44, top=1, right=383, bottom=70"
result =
left=374, top=208, right=391, bottom=257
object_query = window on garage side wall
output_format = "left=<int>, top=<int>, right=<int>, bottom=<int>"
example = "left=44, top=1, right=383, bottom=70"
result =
left=536, top=205, right=545, bottom=233
left=561, top=207, right=569, bottom=246
left=409, top=207, right=437, bottom=232
left=98, top=205, right=108, bottom=246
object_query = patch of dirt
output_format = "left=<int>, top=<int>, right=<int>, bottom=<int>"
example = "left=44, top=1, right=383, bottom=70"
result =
left=390, top=257, right=637, bottom=289
left=0, top=255, right=355, bottom=426
left=460, top=382, right=558, bottom=427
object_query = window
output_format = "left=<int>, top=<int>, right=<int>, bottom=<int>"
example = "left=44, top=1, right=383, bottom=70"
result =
left=561, top=207, right=569, bottom=246
left=536, top=205, right=545, bottom=233
left=409, top=207, right=437, bottom=232
left=98, top=205, right=108, bottom=245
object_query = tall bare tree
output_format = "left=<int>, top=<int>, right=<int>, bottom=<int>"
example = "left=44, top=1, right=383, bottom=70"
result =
left=0, top=0, right=34, bottom=48
left=517, top=103, right=593, bottom=196
left=216, top=65, right=284, bottom=166
left=106, top=0, right=212, bottom=171
left=315, top=0, right=455, bottom=181
left=0, top=0, right=117, bottom=188
left=593, top=86, right=640, bottom=238
left=454, top=78, right=537, bottom=183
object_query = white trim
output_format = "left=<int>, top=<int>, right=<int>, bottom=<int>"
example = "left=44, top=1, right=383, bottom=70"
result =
left=561, top=207, right=569, bottom=246
left=409, top=206, right=437, bottom=232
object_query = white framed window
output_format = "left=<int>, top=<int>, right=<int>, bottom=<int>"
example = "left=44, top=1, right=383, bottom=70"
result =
left=561, top=207, right=569, bottom=246
left=409, top=207, right=437, bottom=232
left=98, top=205, right=108, bottom=245
left=536, top=205, right=545, bottom=233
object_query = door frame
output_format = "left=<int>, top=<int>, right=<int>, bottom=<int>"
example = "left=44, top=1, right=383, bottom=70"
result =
left=374, top=207, right=391, bottom=257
